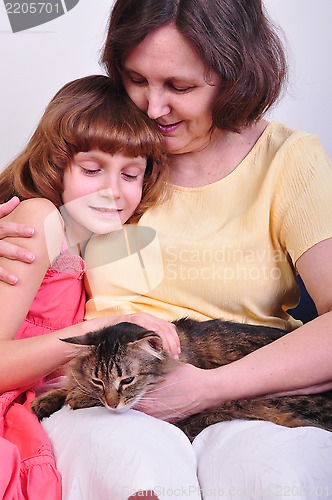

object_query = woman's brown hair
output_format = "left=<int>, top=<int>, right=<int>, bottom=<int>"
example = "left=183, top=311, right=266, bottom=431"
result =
left=102, top=0, right=287, bottom=131
left=0, top=75, right=168, bottom=222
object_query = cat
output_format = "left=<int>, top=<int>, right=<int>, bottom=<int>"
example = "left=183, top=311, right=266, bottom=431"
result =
left=31, top=318, right=332, bottom=441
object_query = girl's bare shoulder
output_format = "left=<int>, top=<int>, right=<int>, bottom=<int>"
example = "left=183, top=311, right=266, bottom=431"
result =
left=3, top=198, right=65, bottom=263
left=4, top=198, right=61, bottom=225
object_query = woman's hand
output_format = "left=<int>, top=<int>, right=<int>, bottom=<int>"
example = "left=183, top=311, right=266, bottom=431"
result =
left=0, top=197, right=36, bottom=284
left=125, top=312, right=181, bottom=359
left=82, top=312, right=181, bottom=359
left=134, top=363, right=211, bottom=422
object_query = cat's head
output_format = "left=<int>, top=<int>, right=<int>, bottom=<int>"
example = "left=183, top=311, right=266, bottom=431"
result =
left=61, top=322, right=175, bottom=411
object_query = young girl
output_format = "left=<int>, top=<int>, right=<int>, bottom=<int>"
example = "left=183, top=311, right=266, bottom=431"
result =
left=0, top=74, right=170, bottom=500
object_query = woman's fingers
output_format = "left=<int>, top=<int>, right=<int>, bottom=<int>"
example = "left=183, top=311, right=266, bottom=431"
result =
left=0, top=198, right=36, bottom=284
left=0, top=197, right=21, bottom=217
left=0, top=238, right=36, bottom=285
left=0, top=221, right=35, bottom=242
left=128, top=313, right=181, bottom=359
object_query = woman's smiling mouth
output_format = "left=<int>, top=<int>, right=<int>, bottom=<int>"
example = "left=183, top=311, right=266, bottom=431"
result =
left=155, top=121, right=182, bottom=134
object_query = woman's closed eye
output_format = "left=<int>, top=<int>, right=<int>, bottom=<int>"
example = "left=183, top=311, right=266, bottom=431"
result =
left=124, top=70, right=195, bottom=93
left=167, top=82, right=195, bottom=93
left=130, top=77, right=146, bottom=86
left=123, top=71, right=146, bottom=86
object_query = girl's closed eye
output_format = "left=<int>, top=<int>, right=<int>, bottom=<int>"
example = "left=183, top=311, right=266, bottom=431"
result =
left=79, top=166, right=102, bottom=176
left=122, top=172, right=139, bottom=181
left=121, top=165, right=146, bottom=182
left=72, top=157, right=102, bottom=176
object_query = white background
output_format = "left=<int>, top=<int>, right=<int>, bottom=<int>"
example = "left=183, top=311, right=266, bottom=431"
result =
left=0, top=0, right=331, bottom=170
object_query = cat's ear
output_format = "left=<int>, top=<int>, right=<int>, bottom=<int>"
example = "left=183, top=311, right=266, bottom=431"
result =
left=60, top=331, right=100, bottom=346
left=135, top=332, right=164, bottom=358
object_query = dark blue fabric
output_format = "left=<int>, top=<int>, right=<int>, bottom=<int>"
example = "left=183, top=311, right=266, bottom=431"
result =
left=288, top=276, right=318, bottom=324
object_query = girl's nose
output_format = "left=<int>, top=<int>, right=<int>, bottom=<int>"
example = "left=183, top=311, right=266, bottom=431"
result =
left=99, top=185, right=119, bottom=200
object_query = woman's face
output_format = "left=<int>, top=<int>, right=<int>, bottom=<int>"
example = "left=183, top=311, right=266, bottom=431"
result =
left=122, top=24, right=220, bottom=155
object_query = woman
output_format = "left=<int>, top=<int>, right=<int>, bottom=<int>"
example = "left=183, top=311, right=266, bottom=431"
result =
left=1, top=0, right=332, bottom=498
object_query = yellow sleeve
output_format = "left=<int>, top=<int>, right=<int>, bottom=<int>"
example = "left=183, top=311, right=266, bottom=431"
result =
left=272, top=133, right=332, bottom=264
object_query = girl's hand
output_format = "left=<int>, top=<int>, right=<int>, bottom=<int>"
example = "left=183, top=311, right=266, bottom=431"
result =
left=134, top=363, right=210, bottom=422
left=125, top=312, right=181, bottom=359
left=0, top=197, right=36, bottom=284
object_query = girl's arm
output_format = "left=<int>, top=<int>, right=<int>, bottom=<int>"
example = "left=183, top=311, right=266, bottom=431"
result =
left=0, top=198, right=113, bottom=392
left=0, top=316, right=119, bottom=393
left=0, top=198, right=63, bottom=337
left=0, top=198, right=35, bottom=285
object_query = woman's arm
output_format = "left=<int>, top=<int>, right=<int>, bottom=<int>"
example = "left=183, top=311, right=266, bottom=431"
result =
left=218, top=237, right=332, bottom=398
left=135, top=238, right=332, bottom=422
left=0, top=198, right=35, bottom=285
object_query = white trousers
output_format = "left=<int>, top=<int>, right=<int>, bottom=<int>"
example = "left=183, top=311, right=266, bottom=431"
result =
left=42, top=406, right=332, bottom=500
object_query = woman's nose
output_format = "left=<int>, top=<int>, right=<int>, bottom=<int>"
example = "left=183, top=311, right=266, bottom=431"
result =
left=146, top=87, right=171, bottom=120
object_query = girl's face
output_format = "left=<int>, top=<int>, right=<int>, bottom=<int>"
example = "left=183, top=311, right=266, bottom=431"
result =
left=122, top=24, right=220, bottom=156
left=62, top=150, right=146, bottom=241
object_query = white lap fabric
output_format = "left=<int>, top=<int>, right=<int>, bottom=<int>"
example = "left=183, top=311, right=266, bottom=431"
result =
left=193, top=420, right=332, bottom=499
left=42, top=406, right=201, bottom=499
left=42, top=408, right=332, bottom=500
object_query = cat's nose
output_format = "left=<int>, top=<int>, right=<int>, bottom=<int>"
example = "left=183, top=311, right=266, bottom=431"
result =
left=105, top=390, right=120, bottom=408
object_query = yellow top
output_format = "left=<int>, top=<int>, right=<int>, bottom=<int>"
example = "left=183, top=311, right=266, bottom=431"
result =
left=84, top=122, right=332, bottom=331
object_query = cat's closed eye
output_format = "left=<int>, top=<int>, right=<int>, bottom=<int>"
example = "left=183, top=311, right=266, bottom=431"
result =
left=120, top=377, right=135, bottom=386
left=91, top=378, right=104, bottom=388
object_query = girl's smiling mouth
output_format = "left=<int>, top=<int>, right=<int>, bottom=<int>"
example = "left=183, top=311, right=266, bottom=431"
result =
left=90, top=206, right=122, bottom=217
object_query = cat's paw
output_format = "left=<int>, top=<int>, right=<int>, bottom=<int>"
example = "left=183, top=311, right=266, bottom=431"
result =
left=31, top=388, right=67, bottom=420
left=65, top=390, right=101, bottom=410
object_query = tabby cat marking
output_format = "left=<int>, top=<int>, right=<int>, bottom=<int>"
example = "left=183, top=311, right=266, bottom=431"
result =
left=31, top=318, right=332, bottom=441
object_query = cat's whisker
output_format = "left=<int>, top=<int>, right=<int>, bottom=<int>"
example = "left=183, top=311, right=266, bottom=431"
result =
left=70, top=370, right=94, bottom=398
left=138, top=397, right=192, bottom=420
left=145, top=380, right=181, bottom=394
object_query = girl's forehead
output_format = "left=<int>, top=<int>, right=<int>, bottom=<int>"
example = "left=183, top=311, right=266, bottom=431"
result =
left=74, top=150, right=147, bottom=163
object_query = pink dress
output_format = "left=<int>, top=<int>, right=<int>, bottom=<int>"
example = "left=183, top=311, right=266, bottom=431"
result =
left=0, top=250, right=86, bottom=500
